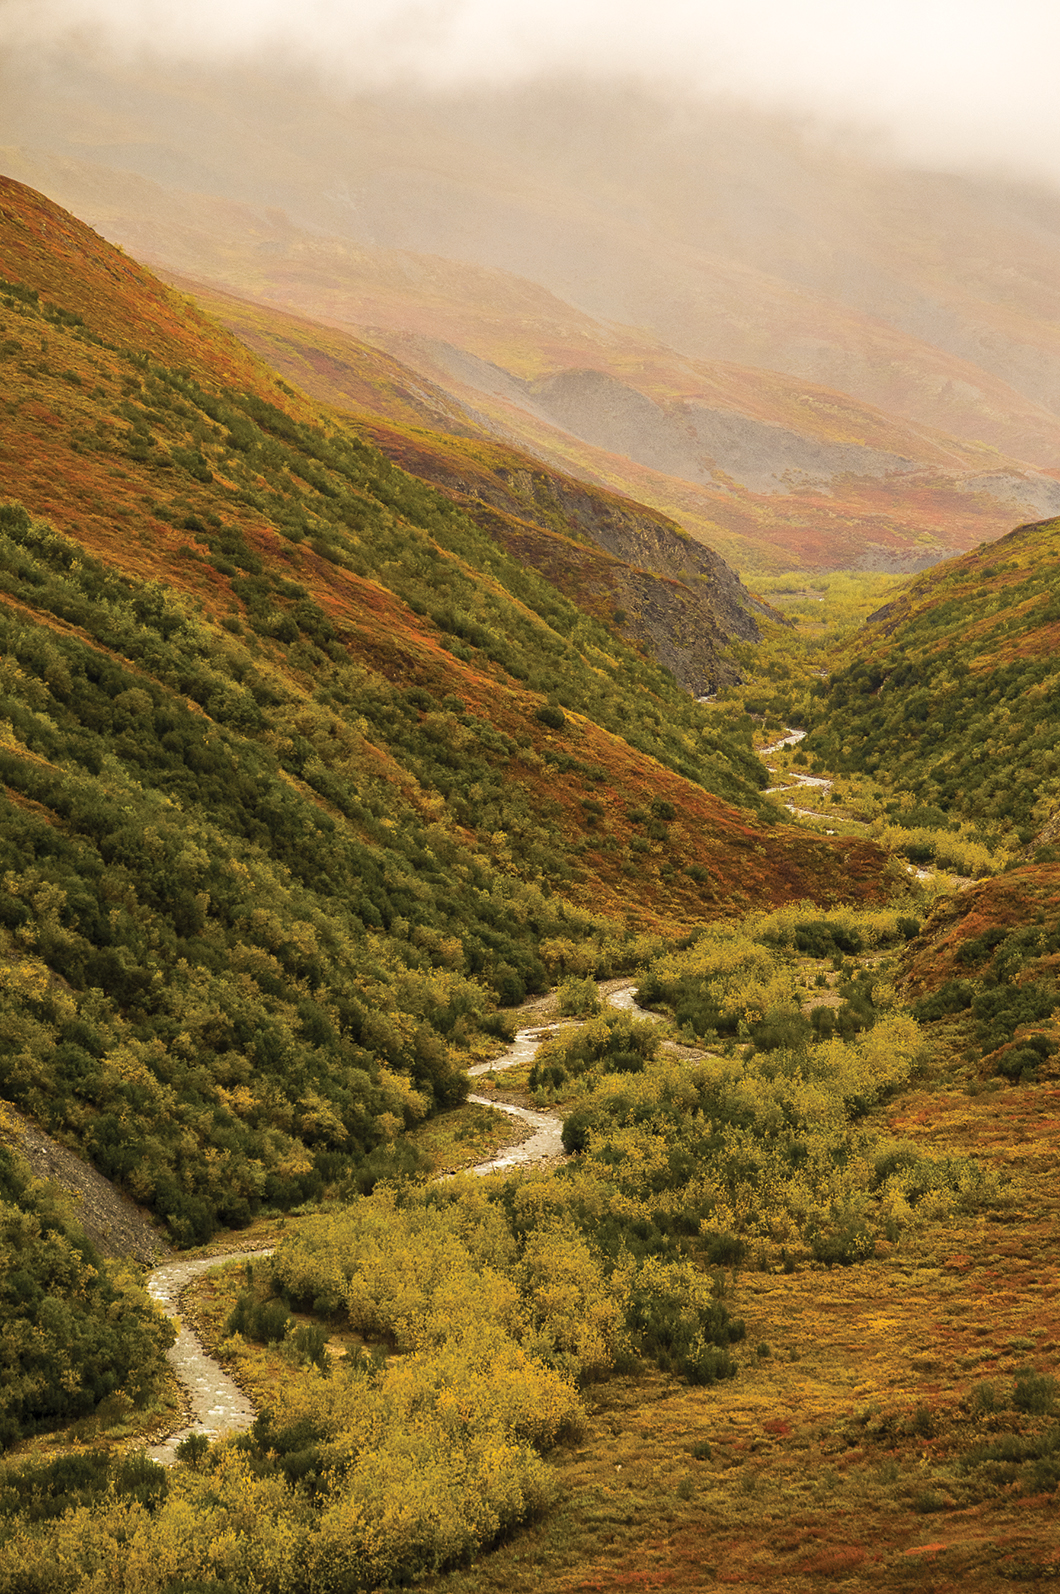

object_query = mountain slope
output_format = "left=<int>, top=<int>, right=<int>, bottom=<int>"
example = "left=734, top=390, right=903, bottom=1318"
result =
left=803, top=515, right=1060, bottom=841
left=898, top=858, right=1060, bottom=1086
left=0, top=175, right=889, bottom=1243
left=5, top=146, right=1059, bottom=574
left=155, top=276, right=774, bottom=693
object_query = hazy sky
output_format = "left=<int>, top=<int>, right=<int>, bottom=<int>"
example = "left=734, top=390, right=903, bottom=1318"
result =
left=5, top=0, right=1060, bottom=183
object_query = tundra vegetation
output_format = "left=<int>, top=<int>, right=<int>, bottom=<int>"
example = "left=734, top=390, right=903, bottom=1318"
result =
left=0, top=904, right=1015, bottom=1590
left=3, top=179, right=1060, bottom=1590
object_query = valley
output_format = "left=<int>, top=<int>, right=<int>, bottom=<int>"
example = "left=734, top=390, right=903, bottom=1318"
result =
left=1, top=168, right=1059, bottom=1593
left=110, top=922, right=1060, bottom=1592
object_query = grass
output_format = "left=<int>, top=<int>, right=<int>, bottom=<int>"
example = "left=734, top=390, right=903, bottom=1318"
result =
left=421, top=1054, right=1060, bottom=1592
left=405, top=1101, right=530, bottom=1174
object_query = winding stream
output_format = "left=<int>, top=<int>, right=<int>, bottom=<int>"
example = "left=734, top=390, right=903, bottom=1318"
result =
left=760, top=727, right=847, bottom=830
left=146, top=775, right=877, bottom=1457
left=760, top=727, right=949, bottom=884
left=461, top=984, right=661, bottom=1174
left=146, top=984, right=659, bottom=1458
left=116, top=730, right=955, bottom=1462
left=145, top=1250, right=272, bottom=1464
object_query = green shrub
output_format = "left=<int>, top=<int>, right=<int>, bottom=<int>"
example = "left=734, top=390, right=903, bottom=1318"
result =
left=557, top=977, right=602, bottom=1018
left=225, top=1291, right=292, bottom=1346
left=705, top=1233, right=746, bottom=1267
left=969, top=1380, right=1000, bottom=1416
left=1013, top=1369, right=1058, bottom=1415
left=911, top=1404, right=936, bottom=1439
left=792, top=919, right=864, bottom=957
left=0, top=1146, right=174, bottom=1449
left=531, top=1011, right=659, bottom=1093
left=175, top=1432, right=211, bottom=1469
left=809, top=1224, right=874, bottom=1267
left=912, top=980, right=974, bottom=1021
left=0, top=1449, right=166, bottom=1521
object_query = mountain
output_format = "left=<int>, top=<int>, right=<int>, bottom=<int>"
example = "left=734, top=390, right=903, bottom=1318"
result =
left=0, top=174, right=889, bottom=1246
left=802, top=514, right=1060, bottom=842
left=3, top=176, right=1060, bottom=1594
left=176, top=261, right=1060, bottom=576
left=5, top=65, right=1060, bottom=571
left=156, top=277, right=774, bottom=696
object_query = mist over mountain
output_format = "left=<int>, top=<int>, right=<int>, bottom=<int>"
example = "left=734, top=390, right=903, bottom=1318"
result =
left=4, top=50, right=1060, bottom=572
left=8, top=0, right=1060, bottom=189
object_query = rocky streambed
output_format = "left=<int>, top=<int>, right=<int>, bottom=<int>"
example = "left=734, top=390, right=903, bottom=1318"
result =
left=145, top=1250, right=271, bottom=1464
left=147, top=981, right=665, bottom=1456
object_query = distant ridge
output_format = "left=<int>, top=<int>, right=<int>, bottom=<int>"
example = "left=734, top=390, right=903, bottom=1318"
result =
left=5, top=141, right=1059, bottom=574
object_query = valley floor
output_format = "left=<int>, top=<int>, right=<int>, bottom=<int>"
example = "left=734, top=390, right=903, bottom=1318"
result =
left=113, top=734, right=1060, bottom=1590
left=161, top=954, right=1060, bottom=1593
left=423, top=1075, right=1060, bottom=1592
left=430, top=741, right=1059, bottom=1586
left=164, top=1049, right=1060, bottom=1592
left=5, top=576, right=1055, bottom=1589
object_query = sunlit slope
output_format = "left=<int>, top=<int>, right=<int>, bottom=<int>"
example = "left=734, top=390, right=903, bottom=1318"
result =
left=803, top=516, right=1060, bottom=840
left=5, top=151, right=1058, bottom=574
left=0, top=174, right=883, bottom=916
left=0, top=177, right=891, bottom=1238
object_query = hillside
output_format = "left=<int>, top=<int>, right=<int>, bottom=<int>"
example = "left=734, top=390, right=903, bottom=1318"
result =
left=898, top=859, right=1060, bottom=1085
left=154, top=278, right=774, bottom=695
left=2, top=181, right=1060, bottom=1585
left=4, top=147, right=1059, bottom=574
left=5, top=95, right=1060, bottom=1594
left=0, top=174, right=891, bottom=1254
left=343, top=417, right=772, bottom=696
left=802, top=515, right=1060, bottom=842
left=793, top=516, right=1060, bottom=1104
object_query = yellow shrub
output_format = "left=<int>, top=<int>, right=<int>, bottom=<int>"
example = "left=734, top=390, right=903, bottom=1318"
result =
left=519, top=1226, right=623, bottom=1378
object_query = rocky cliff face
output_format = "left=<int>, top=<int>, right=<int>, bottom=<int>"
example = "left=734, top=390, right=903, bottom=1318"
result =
left=356, top=419, right=774, bottom=695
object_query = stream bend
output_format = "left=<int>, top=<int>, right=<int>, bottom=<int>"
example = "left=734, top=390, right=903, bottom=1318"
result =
left=146, top=981, right=660, bottom=1458
left=145, top=1250, right=272, bottom=1465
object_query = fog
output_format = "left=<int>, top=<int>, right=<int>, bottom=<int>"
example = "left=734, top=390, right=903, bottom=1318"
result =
left=4, top=0, right=1060, bottom=187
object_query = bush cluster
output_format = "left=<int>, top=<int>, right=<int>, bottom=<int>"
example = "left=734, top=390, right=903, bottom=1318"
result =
left=529, top=1010, right=658, bottom=1091
left=0, top=1141, right=173, bottom=1448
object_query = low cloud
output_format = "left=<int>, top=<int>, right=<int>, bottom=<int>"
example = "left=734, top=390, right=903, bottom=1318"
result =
left=5, top=0, right=1060, bottom=184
